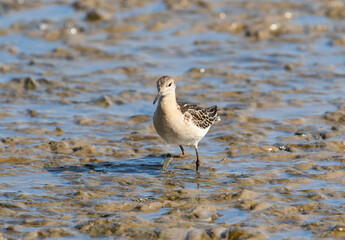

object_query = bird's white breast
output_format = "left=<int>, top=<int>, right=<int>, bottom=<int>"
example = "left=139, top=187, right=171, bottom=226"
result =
left=153, top=101, right=209, bottom=147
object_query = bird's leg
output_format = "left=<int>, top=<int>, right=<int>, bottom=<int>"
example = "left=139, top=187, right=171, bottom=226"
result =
left=178, top=145, right=186, bottom=158
left=162, top=153, right=174, bottom=171
left=195, top=147, right=200, bottom=172
left=174, top=145, right=186, bottom=158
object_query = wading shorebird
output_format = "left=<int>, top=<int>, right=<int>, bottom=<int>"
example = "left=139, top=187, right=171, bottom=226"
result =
left=153, top=76, right=220, bottom=172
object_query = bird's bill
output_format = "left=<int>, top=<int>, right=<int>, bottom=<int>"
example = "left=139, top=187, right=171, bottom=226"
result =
left=153, top=92, right=161, bottom=104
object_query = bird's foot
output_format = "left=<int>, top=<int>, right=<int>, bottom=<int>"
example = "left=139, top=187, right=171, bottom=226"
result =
left=174, top=154, right=186, bottom=158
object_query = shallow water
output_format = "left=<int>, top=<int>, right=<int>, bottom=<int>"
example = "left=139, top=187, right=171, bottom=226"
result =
left=0, top=0, right=345, bottom=239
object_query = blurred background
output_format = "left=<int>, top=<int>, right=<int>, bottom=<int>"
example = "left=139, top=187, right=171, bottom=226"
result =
left=0, top=0, right=345, bottom=239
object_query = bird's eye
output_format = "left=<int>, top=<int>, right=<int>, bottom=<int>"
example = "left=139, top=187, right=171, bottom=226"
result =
left=168, top=83, right=172, bottom=87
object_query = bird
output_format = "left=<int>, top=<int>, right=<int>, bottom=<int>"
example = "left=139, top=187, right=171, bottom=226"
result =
left=152, top=75, right=220, bottom=172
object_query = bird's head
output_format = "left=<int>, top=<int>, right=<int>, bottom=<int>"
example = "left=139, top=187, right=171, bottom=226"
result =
left=153, top=76, right=176, bottom=104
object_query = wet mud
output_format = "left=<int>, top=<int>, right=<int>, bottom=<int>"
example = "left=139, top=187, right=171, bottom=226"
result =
left=0, top=0, right=345, bottom=239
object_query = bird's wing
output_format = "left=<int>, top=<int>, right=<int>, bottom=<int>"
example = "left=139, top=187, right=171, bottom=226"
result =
left=177, top=102, right=220, bottom=129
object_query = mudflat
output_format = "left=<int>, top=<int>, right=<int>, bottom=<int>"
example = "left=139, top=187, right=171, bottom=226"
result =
left=0, top=0, right=344, bottom=239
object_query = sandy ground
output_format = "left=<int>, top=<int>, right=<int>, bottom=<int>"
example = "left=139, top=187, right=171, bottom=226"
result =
left=0, top=0, right=345, bottom=239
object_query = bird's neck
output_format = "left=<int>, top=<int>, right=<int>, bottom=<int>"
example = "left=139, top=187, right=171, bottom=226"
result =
left=158, top=93, right=178, bottom=113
